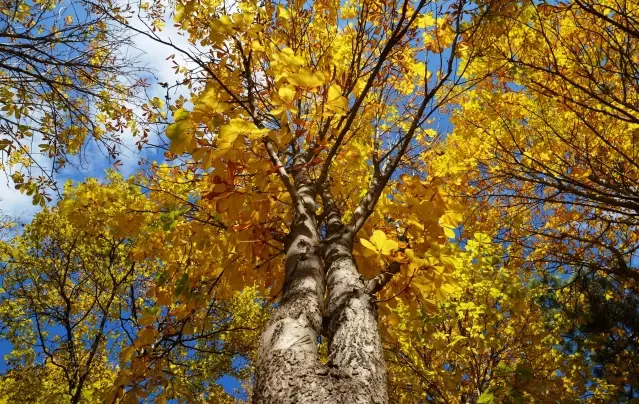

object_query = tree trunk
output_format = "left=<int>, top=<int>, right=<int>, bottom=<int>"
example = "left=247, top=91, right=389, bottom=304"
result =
left=322, top=232, right=387, bottom=403
left=253, top=213, right=330, bottom=402
left=253, top=171, right=329, bottom=402
left=253, top=171, right=387, bottom=403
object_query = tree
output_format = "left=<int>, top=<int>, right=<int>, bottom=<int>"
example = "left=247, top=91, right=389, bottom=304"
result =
left=5, top=0, right=639, bottom=402
left=384, top=234, right=615, bottom=403
left=121, top=0, right=496, bottom=400
left=428, top=0, right=639, bottom=283
left=558, top=273, right=639, bottom=400
left=426, top=0, right=639, bottom=398
left=0, top=0, right=147, bottom=203
left=0, top=172, right=268, bottom=403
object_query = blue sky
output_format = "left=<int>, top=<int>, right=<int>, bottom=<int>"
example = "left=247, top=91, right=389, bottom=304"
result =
left=0, top=3, right=193, bottom=222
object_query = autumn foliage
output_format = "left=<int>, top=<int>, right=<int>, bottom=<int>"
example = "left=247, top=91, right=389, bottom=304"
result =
left=0, top=0, right=638, bottom=403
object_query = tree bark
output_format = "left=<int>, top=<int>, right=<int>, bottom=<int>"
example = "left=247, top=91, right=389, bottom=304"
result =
left=253, top=167, right=329, bottom=402
left=253, top=171, right=387, bottom=403
left=323, top=233, right=387, bottom=403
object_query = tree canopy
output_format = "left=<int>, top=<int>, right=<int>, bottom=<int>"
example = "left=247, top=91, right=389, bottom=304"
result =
left=0, top=0, right=638, bottom=403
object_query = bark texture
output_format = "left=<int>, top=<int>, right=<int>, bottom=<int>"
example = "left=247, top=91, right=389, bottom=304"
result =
left=253, top=169, right=388, bottom=403
left=254, top=168, right=329, bottom=402
left=253, top=214, right=328, bottom=402
left=323, top=234, right=387, bottom=403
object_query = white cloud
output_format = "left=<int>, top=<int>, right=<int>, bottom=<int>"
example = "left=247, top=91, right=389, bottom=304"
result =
left=0, top=177, right=41, bottom=222
left=108, top=13, right=195, bottom=175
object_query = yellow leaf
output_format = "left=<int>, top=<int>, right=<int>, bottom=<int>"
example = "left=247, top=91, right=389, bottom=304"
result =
left=232, top=12, right=254, bottom=27
left=325, top=84, right=348, bottom=115
left=361, top=230, right=399, bottom=256
left=120, top=346, right=135, bottom=362
left=474, top=232, right=491, bottom=244
left=443, top=226, right=456, bottom=239
left=440, top=210, right=463, bottom=228
left=278, top=85, right=296, bottom=103
left=251, top=40, right=265, bottom=52
left=270, top=106, right=286, bottom=117
left=277, top=5, right=291, bottom=19
left=449, top=335, right=467, bottom=347
left=288, top=68, right=325, bottom=90
left=277, top=48, right=305, bottom=66
left=391, top=251, right=409, bottom=263
left=360, top=238, right=377, bottom=252
left=220, top=118, right=270, bottom=141
left=166, top=109, right=192, bottom=154
left=219, top=15, right=233, bottom=26
left=404, top=249, right=423, bottom=272
left=192, top=147, right=207, bottom=162
left=138, top=314, right=157, bottom=326
left=166, top=113, right=190, bottom=141
left=270, top=128, right=294, bottom=148
left=416, top=13, right=435, bottom=28
left=135, top=328, right=157, bottom=347
left=371, top=230, right=398, bottom=255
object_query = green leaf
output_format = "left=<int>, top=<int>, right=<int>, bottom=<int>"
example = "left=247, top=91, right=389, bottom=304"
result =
left=515, top=364, right=533, bottom=382
left=496, top=361, right=514, bottom=373
left=478, top=391, right=495, bottom=404
left=175, top=273, right=189, bottom=296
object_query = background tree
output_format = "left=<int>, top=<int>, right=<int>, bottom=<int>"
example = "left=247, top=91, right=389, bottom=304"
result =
left=0, top=0, right=148, bottom=204
left=0, top=173, right=268, bottom=403
left=385, top=234, right=617, bottom=403
left=430, top=0, right=639, bottom=282
left=427, top=0, right=639, bottom=398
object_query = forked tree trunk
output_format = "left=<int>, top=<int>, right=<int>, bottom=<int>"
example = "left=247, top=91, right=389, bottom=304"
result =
left=253, top=168, right=387, bottom=403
